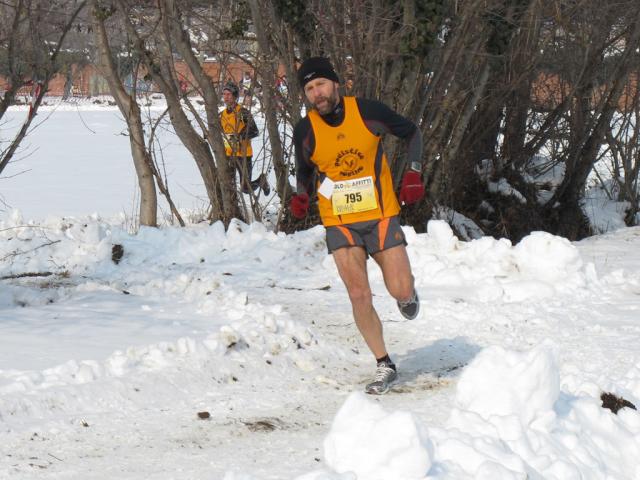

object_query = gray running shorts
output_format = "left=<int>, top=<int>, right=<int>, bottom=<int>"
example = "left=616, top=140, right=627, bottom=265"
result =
left=325, top=216, right=407, bottom=255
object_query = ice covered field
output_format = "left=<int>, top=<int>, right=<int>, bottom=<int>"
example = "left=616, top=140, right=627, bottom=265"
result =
left=0, top=100, right=211, bottom=220
left=2, top=102, right=640, bottom=479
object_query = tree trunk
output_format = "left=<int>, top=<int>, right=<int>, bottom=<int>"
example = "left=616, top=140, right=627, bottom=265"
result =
left=160, top=0, right=239, bottom=223
left=248, top=0, right=291, bottom=201
left=116, top=0, right=226, bottom=223
left=0, top=0, right=27, bottom=124
left=92, top=1, right=157, bottom=227
left=549, top=11, right=640, bottom=235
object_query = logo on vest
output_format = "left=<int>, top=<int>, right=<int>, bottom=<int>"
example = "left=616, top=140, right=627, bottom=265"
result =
left=335, top=148, right=365, bottom=177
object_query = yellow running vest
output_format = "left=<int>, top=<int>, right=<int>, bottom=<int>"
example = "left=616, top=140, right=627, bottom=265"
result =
left=220, top=104, right=253, bottom=157
left=308, top=96, right=400, bottom=226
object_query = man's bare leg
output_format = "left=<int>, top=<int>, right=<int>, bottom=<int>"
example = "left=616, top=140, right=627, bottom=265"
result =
left=332, top=246, right=387, bottom=358
left=372, top=244, right=414, bottom=302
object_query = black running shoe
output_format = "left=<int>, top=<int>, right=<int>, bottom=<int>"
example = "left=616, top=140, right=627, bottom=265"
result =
left=397, top=289, right=420, bottom=320
left=365, top=361, right=397, bottom=395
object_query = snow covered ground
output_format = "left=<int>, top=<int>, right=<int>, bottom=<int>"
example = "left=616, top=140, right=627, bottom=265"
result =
left=1, top=101, right=640, bottom=479
left=0, top=99, right=213, bottom=221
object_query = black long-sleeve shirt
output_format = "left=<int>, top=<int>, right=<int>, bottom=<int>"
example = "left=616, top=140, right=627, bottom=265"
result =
left=293, top=96, right=422, bottom=195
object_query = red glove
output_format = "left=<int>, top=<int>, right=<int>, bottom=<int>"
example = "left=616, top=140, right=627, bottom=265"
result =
left=399, top=170, right=425, bottom=205
left=290, top=193, right=310, bottom=219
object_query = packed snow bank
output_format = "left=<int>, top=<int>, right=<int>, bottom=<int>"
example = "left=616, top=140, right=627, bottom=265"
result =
left=454, top=344, right=559, bottom=425
left=0, top=213, right=325, bottom=269
left=283, top=345, right=640, bottom=480
left=0, top=217, right=598, bottom=318
left=407, top=221, right=590, bottom=302
left=323, top=393, right=433, bottom=480
left=442, top=345, right=640, bottom=479
left=0, top=216, right=592, bottom=303
left=0, top=216, right=603, bottom=389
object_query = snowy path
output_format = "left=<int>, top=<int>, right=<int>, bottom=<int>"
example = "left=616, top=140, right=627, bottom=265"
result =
left=1, top=220, right=640, bottom=479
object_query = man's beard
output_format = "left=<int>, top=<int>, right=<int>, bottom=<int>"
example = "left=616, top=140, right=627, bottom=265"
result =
left=314, top=87, right=339, bottom=115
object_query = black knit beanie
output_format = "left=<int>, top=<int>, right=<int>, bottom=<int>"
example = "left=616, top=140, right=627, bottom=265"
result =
left=222, top=82, right=239, bottom=98
left=297, top=57, right=339, bottom=88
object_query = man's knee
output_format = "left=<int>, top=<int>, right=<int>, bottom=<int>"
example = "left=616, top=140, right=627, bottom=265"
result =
left=389, top=277, right=414, bottom=302
left=347, top=285, right=373, bottom=307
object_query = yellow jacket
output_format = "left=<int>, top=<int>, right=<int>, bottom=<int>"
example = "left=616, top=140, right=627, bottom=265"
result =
left=219, top=104, right=258, bottom=157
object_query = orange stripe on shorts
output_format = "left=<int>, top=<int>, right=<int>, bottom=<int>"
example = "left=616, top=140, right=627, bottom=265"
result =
left=337, top=225, right=355, bottom=245
left=378, top=217, right=390, bottom=251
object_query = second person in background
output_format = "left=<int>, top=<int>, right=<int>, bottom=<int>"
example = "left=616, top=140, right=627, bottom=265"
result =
left=220, top=82, right=270, bottom=195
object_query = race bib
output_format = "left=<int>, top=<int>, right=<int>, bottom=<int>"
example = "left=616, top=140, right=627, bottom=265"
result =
left=332, top=176, right=378, bottom=215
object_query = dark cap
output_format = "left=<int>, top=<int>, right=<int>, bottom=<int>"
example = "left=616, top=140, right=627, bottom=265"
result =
left=297, top=57, right=339, bottom=88
left=222, top=82, right=239, bottom=98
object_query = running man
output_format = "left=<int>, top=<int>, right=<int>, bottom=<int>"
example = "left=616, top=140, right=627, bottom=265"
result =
left=290, top=57, right=425, bottom=394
